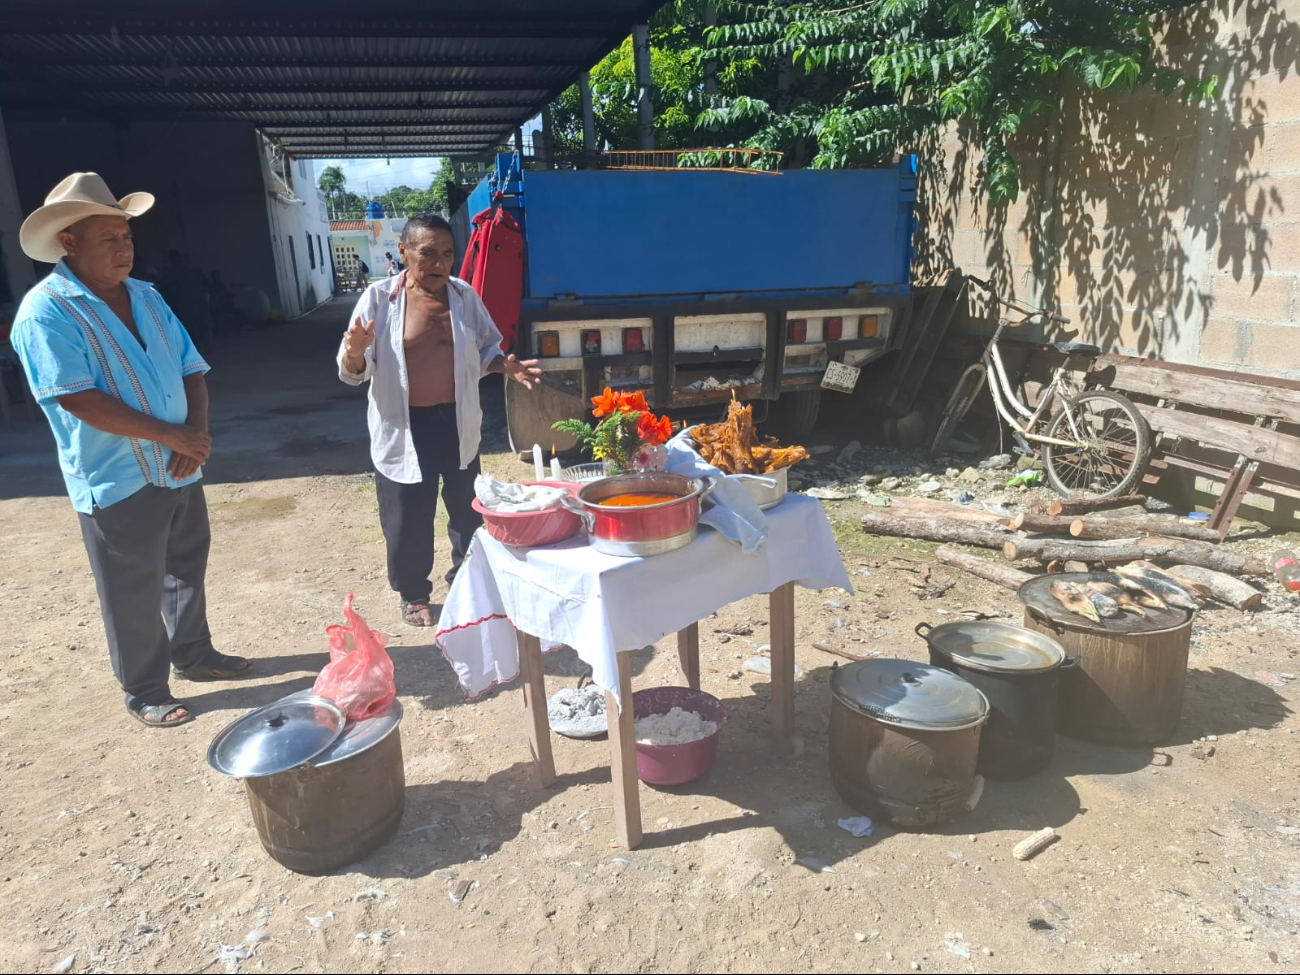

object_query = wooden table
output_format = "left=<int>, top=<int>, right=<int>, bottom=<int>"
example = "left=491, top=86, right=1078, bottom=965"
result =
left=515, top=582, right=797, bottom=849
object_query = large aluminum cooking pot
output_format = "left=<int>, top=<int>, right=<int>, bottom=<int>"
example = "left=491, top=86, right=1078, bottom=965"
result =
left=830, top=659, right=989, bottom=828
left=207, top=693, right=406, bottom=874
left=565, top=472, right=714, bottom=557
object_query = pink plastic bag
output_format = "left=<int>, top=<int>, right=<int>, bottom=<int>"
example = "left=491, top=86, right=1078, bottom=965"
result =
left=313, top=593, right=396, bottom=721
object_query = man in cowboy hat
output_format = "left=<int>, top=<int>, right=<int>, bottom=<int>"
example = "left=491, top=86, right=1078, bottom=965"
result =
left=10, top=172, right=251, bottom=728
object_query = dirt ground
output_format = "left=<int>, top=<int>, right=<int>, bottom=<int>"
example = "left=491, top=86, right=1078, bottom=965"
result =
left=1, top=299, right=1297, bottom=975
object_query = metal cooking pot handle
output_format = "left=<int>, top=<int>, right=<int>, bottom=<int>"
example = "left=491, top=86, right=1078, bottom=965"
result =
left=1027, top=605, right=1066, bottom=635
left=698, top=474, right=721, bottom=496
left=914, top=622, right=933, bottom=639
left=560, top=494, right=595, bottom=533
left=1061, top=655, right=1081, bottom=671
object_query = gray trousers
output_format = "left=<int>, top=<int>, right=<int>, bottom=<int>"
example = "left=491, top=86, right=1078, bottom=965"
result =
left=77, top=483, right=215, bottom=710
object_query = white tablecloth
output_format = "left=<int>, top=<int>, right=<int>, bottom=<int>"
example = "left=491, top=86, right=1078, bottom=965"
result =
left=435, top=493, right=853, bottom=707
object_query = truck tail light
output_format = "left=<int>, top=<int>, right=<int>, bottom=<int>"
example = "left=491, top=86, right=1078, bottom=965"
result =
left=582, top=329, right=602, bottom=355
left=824, top=316, right=843, bottom=341
left=537, top=331, right=560, bottom=357
left=622, top=327, right=645, bottom=353
left=787, top=318, right=807, bottom=343
left=860, top=314, right=879, bottom=338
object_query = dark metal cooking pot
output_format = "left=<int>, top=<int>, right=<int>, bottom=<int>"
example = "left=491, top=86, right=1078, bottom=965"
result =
left=564, top=472, right=714, bottom=557
left=916, top=621, right=1071, bottom=780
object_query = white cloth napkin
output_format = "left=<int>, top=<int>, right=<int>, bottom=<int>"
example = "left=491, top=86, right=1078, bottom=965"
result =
left=473, top=474, right=569, bottom=513
left=665, top=430, right=769, bottom=554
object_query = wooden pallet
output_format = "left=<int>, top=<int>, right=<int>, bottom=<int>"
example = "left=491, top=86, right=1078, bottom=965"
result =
left=886, top=269, right=966, bottom=415
left=1089, top=354, right=1300, bottom=538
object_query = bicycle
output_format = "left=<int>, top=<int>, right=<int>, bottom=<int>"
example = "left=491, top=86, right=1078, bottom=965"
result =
left=930, top=276, right=1152, bottom=500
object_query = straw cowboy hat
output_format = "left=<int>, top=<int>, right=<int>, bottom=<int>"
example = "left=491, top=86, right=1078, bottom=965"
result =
left=19, top=172, right=154, bottom=263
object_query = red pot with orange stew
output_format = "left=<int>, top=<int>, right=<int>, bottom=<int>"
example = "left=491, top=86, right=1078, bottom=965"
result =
left=564, top=473, right=715, bottom=557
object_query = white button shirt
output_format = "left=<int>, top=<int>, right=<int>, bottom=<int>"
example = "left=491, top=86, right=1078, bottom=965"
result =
left=338, top=273, right=504, bottom=482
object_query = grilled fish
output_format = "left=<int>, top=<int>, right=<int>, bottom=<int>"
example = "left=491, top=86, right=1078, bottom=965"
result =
left=1096, top=571, right=1167, bottom=610
left=1050, top=581, right=1102, bottom=623
left=1087, top=588, right=1121, bottom=619
left=1115, top=562, right=1200, bottom=612
left=1164, top=571, right=1212, bottom=605
left=1086, top=580, right=1146, bottom=616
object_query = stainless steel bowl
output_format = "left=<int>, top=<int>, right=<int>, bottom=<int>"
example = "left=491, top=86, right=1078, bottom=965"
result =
left=730, top=467, right=788, bottom=510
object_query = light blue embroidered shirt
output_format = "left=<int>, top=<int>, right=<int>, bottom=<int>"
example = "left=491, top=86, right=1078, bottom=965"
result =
left=11, top=261, right=210, bottom=513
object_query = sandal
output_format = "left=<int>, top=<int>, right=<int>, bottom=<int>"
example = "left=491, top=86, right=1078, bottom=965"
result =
left=402, top=599, right=437, bottom=628
left=173, top=651, right=254, bottom=682
left=130, top=701, right=194, bottom=728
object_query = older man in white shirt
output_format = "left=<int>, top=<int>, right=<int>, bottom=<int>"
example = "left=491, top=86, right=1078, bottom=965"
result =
left=339, top=213, right=541, bottom=626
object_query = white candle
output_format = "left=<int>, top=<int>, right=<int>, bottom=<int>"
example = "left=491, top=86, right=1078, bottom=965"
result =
left=551, top=457, right=563, bottom=480
left=532, top=444, right=544, bottom=482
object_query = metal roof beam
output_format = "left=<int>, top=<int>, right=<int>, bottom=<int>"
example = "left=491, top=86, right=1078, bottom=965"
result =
left=6, top=54, right=587, bottom=70
left=296, top=150, right=499, bottom=157
left=290, top=146, right=500, bottom=154
left=7, top=80, right=558, bottom=95
left=269, top=133, right=507, bottom=142
left=2, top=98, right=540, bottom=114
left=264, top=129, right=506, bottom=137
left=258, top=120, right=528, bottom=129
left=0, top=20, right=629, bottom=41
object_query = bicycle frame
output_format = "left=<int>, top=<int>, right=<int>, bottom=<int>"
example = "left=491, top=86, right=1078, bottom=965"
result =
left=977, top=319, right=1085, bottom=451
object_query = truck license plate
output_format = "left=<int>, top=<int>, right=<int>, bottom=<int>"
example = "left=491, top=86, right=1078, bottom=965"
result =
left=821, top=360, right=861, bottom=394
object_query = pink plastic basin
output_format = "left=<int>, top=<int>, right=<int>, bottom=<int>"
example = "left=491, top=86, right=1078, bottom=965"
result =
left=471, top=480, right=582, bottom=548
left=632, top=686, right=727, bottom=786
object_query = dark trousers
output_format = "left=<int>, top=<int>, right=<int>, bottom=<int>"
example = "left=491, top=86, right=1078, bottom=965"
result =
left=77, top=483, right=215, bottom=711
left=376, top=404, right=482, bottom=603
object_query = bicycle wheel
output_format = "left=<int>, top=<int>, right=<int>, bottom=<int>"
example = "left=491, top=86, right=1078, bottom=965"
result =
left=1042, top=391, right=1152, bottom=499
left=930, top=363, right=986, bottom=455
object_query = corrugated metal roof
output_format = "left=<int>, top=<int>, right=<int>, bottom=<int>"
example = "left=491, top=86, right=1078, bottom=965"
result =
left=0, top=1, right=667, bottom=157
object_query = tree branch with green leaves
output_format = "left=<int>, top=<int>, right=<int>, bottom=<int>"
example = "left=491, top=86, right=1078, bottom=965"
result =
left=698, top=0, right=1219, bottom=203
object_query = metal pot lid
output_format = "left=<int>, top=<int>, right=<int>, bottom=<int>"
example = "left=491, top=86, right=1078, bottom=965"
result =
left=207, top=694, right=345, bottom=778
left=919, top=621, right=1065, bottom=674
left=831, top=659, right=989, bottom=731
left=283, top=690, right=404, bottom=767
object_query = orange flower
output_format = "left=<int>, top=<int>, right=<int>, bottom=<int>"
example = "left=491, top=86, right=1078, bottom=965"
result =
left=637, top=412, right=673, bottom=446
left=618, top=390, right=649, bottom=414
left=590, top=387, right=620, bottom=418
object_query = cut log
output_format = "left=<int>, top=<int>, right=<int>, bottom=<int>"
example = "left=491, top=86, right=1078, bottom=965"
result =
left=1047, top=493, right=1146, bottom=517
left=888, top=496, right=1005, bottom=525
left=1009, top=508, right=1143, bottom=533
left=1064, top=561, right=1089, bottom=574
left=1068, top=512, right=1223, bottom=543
left=861, top=510, right=1011, bottom=549
left=935, top=545, right=1036, bottom=591
left=1001, top=535, right=1268, bottom=577
left=1010, top=509, right=1217, bottom=543
left=1167, top=564, right=1264, bottom=611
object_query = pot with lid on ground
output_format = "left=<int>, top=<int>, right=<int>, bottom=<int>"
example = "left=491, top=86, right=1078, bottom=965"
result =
left=1018, top=572, right=1195, bottom=746
left=829, top=659, right=989, bottom=828
left=208, top=691, right=406, bottom=874
left=916, top=620, right=1069, bottom=780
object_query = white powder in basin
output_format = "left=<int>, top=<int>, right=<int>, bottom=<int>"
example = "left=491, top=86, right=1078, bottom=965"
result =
left=635, top=706, right=718, bottom=746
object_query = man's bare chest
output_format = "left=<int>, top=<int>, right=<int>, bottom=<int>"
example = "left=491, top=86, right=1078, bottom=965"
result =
left=403, top=296, right=454, bottom=351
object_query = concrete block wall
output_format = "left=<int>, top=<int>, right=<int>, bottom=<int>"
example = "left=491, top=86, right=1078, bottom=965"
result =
left=914, top=0, right=1300, bottom=378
